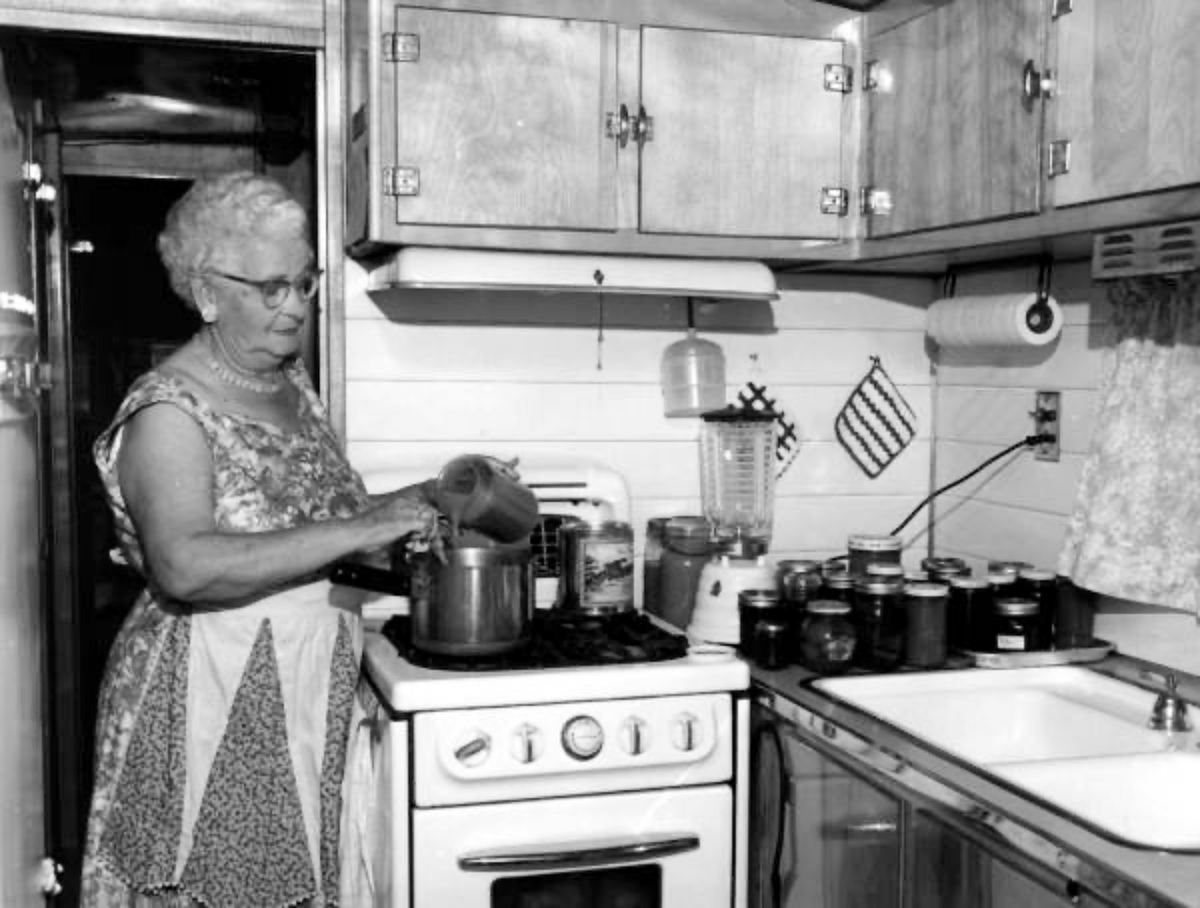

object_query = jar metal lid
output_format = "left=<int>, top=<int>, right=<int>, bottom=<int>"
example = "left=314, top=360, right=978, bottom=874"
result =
left=905, top=570, right=929, bottom=582
left=950, top=576, right=991, bottom=590
left=777, top=559, right=822, bottom=576
left=905, top=582, right=950, bottom=598
left=866, top=564, right=906, bottom=578
left=988, top=560, right=1032, bottom=575
left=848, top=533, right=903, bottom=552
left=995, top=597, right=1039, bottom=615
left=987, top=573, right=1018, bottom=585
left=738, top=589, right=780, bottom=609
left=823, top=558, right=850, bottom=576
left=921, top=556, right=968, bottom=572
left=823, top=573, right=853, bottom=589
left=854, top=578, right=904, bottom=594
left=665, top=516, right=712, bottom=539
left=1018, top=568, right=1056, bottom=582
left=806, top=599, right=852, bottom=615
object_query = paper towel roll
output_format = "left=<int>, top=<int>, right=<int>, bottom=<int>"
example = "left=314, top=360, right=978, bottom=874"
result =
left=927, top=293, right=1063, bottom=348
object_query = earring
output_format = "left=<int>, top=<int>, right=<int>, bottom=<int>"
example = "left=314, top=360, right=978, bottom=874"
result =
left=201, top=305, right=217, bottom=323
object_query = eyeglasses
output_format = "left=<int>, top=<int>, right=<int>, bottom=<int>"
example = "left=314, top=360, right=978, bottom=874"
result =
left=207, top=268, right=323, bottom=309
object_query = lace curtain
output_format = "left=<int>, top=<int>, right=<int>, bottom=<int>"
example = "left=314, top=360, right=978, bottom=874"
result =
left=1057, top=275, right=1200, bottom=612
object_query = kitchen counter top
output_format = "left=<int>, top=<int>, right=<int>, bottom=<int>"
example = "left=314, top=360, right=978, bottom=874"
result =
left=752, top=660, right=1200, bottom=908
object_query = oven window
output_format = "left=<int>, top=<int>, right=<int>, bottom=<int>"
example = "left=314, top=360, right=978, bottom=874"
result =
left=492, top=865, right=661, bottom=907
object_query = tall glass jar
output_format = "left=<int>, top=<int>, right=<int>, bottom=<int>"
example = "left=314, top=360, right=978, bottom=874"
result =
left=642, top=516, right=669, bottom=618
left=852, top=577, right=905, bottom=671
left=658, top=516, right=713, bottom=632
left=1016, top=568, right=1058, bottom=650
left=903, top=582, right=949, bottom=669
left=948, top=576, right=992, bottom=652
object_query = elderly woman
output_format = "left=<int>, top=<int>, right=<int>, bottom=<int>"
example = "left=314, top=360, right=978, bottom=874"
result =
left=80, top=171, right=433, bottom=907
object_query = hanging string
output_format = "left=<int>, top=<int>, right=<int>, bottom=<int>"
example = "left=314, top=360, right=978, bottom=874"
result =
left=594, top=268, right=605, bottom=370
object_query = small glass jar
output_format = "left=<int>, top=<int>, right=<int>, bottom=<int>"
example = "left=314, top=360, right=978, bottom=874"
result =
left=993, top=598, right=1042, bottom=652
left=948, top=576, right=992, bottom=652
left=642, top=516, right=669, bottom=618
left=798, top=599, right=857, bottom=674
left=853, top=577, right=905, bottom=671
left=776, top=559, right=823, bottom=605
left=820, top=570, right=854, bottom=604
left=847, top=533, right=903, bottom=579
left=747, top=616, right=792, bottom=670
left=1017, top=568, right=1058, bottom=650
left=903, top=582, right=950, bottom=669
left=738, top=589, right=788, bottom=659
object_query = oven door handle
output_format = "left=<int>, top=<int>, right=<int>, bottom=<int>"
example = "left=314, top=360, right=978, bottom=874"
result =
left=457, top=832, right=701, bottom=872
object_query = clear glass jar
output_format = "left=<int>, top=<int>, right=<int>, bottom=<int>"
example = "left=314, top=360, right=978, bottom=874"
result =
left=798, top=599, right=857, bottom=674
left=852, top=577, right=905, bottom=671
left=903, top=582, right=949, bottom=668
left=658, top=516, right=713, bottom=632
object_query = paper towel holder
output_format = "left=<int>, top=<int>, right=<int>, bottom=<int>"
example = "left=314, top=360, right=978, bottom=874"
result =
left=1025, top=258, right=1056, bottom=337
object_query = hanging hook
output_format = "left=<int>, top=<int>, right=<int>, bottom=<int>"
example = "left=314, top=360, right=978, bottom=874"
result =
left=1026, top=256, right=1056, bottom=335
left=594, top=269, right=606, bottom=370
left=940, top=268, right=958, bottom=300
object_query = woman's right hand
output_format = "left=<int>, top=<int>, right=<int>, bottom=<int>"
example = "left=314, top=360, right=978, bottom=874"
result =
left=361, top=494, right=441, bottom=545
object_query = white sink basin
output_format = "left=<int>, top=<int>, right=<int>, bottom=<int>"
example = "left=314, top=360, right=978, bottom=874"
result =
left=815, top=667, right=1169, bottom=765
left=994, top=752, right=1200, bottom=851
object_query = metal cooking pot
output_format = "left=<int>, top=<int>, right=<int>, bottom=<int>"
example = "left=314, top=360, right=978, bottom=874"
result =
left=408, top=540, right=533, bottom=656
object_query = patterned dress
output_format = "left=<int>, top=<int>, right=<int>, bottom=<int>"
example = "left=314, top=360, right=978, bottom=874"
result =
left=82, top=360, right=373, bottom=908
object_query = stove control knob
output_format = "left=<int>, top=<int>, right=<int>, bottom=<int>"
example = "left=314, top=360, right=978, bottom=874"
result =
left=511, top=723, right=544, bottom=764
left=561, top=715, right=604, bottom=761
left=617, top=716, right=651, bottom=756
left=453, top=732, right=492, bottom=768
left=671, top=713, right=702, bottom=753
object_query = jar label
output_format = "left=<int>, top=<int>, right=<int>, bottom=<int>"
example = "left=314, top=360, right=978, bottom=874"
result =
left=576, top=540, right=634, bottom=606
left=996, top=635, right=1026, bottom=651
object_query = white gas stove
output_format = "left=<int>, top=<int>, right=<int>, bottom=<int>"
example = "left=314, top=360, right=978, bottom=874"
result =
left=357, top=457, right=751, bottom=908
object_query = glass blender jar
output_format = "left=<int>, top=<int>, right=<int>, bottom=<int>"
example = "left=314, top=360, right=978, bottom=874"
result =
left=687, top=406, right=778, bottom=646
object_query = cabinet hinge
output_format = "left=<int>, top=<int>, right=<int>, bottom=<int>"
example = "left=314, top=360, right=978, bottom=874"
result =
left=1052, top=0, right=1073, bottom=19
left=1047, top=139, right=1071, bottom=178
left=820, top=187, right=850, bottom=216
left=383, top=165, right=420, bottom=197
left=863, top=60, right=881, bottom=92
left=860, top=187, right=894, bottom=216
left=823, top=64, right=853, bottom=94
left=383, top=32, right=420, bottom=63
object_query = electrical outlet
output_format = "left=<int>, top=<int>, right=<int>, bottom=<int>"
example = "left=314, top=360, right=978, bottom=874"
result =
left=1033, top=391, right=1061, bottom=461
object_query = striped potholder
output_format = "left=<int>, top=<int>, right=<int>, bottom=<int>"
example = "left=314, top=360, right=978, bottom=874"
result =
left=835, top=357, right=916, bottom=479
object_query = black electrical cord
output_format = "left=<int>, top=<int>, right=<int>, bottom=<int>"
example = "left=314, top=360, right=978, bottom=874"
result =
left=887, top=433, right=1055, bottom=537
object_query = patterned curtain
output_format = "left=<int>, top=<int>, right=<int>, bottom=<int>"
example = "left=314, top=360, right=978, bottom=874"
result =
left=1057, top=275, right=1200, bottom=612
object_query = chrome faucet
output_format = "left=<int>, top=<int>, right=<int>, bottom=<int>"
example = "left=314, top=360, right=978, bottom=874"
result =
left=1148, top=673, right=1193, bottom=733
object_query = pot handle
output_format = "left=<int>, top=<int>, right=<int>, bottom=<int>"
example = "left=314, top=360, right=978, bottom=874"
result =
left=330, top=560, right=410, bottom=597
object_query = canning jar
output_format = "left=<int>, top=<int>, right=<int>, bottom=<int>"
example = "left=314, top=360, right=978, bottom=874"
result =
left=798, top=599, right=857, bottom=674
left=847, top=534, right=903, bottom=579
left=642, top=516, right=669, bottom=618
left=921, top=556, right=970, bottom=585
left=747, top=616, right=792, bottom=670
left=820, top=570, right=854, bottom=604
left=993, top=598, right=1043, bottom=652
left=658, top=516, right=713, bottom=631
left=903, top=582, right=949, bottom=669
left=865, top=563, right=906, bottom=582
left=738, top=589, right=789, bottom=660
left=1016, top=568, right=1058, bottom=650
left=776, top=559, right=823, bottom=605
left=852, top=577, right=905, bottom=671
left=948, top=576, right=992, bottom=652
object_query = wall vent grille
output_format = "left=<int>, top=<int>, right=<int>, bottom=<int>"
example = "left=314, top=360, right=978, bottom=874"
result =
left=1092, top=220, right=1200, bottom=279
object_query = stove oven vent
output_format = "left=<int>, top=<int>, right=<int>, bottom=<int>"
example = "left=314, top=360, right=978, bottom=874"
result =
left=1092, top=220, right=1200, bottom=280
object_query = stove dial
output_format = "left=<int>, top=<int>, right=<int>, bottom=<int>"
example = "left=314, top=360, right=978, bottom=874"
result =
left=618, top=716, right=650, bottom=756
left=561, top=715, right=604, bottom=761
left=453, top=731, right=492, bottom=768
left=511, top=723, right=544, bottom=764
left=671, top=713, right=702, bottom=753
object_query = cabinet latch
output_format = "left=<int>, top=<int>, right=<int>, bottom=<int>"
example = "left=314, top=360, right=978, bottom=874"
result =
left=823, top=64, right=853, bottom=94
left=820, top=187, right=849, bottom=216
left=383, top=32, right=420, bottom=63
left=1052, top=0, right=1073, bottom=19
left=383, top=166, right=420, bottom=197
left=860, top=187, right=894, bottom=216
left=1047, top=139, right=1071, bottom=179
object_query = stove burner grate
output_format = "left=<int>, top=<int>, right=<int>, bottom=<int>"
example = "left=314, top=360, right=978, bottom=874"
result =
left=382, top=610, right=690, bottom=672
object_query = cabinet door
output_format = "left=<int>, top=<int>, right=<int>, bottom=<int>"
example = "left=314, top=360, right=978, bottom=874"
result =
left=751, top=712, right=902, bottom=908
left=864, top=0, right=1046, bottom=237
left=639, top=27, right=845, bottom=240
left=1050, top=0, right=1200, bottom=207
left=909, top=810, right=1119, bottom=908
left=385, top=7, right=618, bottom=230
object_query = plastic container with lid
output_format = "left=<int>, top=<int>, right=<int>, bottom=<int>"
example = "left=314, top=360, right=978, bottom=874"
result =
left=992, top=598, right=1043, bottom=652
left=852, top=577, right=905, bottom=671
left=798, top=599, right=857, bottom=674
left=903, top=582, right=950, bottom=668
left=660, top=328, right=727, bottom=417
left=847, top=534, right=903, bottom=578
left=657, top=516, right=713, bottom=631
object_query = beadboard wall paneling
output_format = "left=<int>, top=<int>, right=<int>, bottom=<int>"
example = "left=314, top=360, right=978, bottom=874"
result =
left=343, top=277, right=937, bottom=581
left=924, top=498, right=1069, bottom=576
left=935, top=386, right=1098, bottom=454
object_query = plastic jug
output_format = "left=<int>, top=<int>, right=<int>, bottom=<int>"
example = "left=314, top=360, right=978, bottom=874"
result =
left=660, top=328, right=726, bottom=417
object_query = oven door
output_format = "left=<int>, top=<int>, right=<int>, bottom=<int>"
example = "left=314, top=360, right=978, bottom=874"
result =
left=412, top=784, right=732, bottom=907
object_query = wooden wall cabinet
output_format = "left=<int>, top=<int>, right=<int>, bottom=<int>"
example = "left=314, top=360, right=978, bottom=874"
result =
left=346, top=1, right=851, bottom=256
left=1049, top=0, right=1200, bottom=209
left=861, top=0, right=1046, bottom=238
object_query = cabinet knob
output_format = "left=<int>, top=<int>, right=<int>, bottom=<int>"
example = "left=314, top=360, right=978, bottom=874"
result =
left=1022, top=60, right=1055, bottom=111
left=606, top=103, right=633, bottom=148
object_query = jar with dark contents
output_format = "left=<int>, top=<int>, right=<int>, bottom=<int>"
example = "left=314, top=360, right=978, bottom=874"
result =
left=776, top=559, right=823, bottom=605
left=921, top=556, right=970, bottom=585
left=1016, top=568, right=1058, bottom=650
left=988, top=560, right=1033, bottom=578
left=747, top=616, right=792, bottom=670
left=642, top=517, right=669, bottom=618
left=987, top=571, right=1018, bottom=598
left=903, top=582, right=949, bottom=669
left=820, top=570, right=854, bottom=604
left=948, top=576, right=992, bottom=652
left=847, top=534, right=903, bottom=579
left=993, top=598, right=1043, bottom=652
left=852, top=577, right=905, bottom=671
left=865, top=563, right=906, bottom=582
left=738, top=589, right=789, bottom=661
left=798, top=599, right=857, bottom=674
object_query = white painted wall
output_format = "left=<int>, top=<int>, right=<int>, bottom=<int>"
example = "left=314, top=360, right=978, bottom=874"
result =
left=342, top=268, right=936, bottom=592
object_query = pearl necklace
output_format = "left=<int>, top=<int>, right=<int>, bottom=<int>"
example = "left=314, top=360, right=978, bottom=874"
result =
left=204, top=328, right=285, bottom=395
